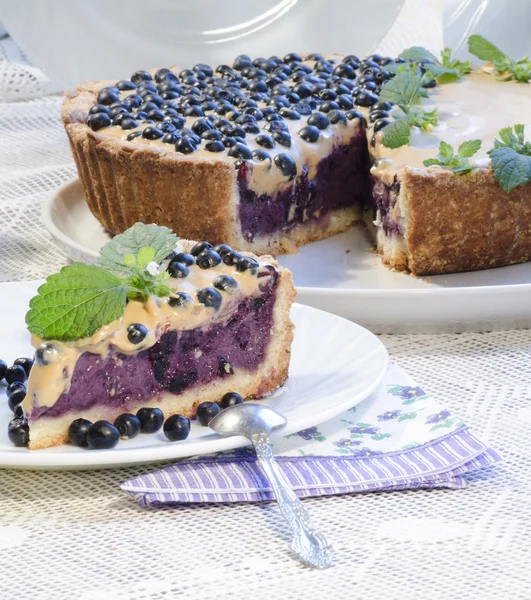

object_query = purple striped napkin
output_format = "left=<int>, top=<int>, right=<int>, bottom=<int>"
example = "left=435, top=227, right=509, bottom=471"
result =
left=121, top=363, right=501, bottom=506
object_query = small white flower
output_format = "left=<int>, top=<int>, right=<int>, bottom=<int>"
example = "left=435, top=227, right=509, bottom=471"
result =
left=146, top=261, right=160, bottom=276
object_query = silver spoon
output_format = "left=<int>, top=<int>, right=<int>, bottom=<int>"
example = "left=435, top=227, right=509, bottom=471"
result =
left=209, top=403, right=334, bottom=569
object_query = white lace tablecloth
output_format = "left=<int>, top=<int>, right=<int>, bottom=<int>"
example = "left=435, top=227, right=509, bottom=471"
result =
left=1, top=36, right=531, bottom=600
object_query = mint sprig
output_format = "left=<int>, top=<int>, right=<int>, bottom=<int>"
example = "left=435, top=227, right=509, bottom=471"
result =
left=468, top=34, right=531, bottom=83
left=487, top=125, right=531, bottom=193
left=26, top=264, right=127, bottom=341
left=26, top=223, right=179, bottom=341
left=378, top=68, right=427, bottom=107
left=382, top=106, right=439, bottom=149
left=423, top=140, right=481, bottom=174
left=99, top=223, right=178, bottom=274
left=399, top=46, right=471, bottom=82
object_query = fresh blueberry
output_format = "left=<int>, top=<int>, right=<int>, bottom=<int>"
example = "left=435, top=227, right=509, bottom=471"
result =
left=121, top=118, right=138, bottom=130
left=337, top=94, right=354, bottom=110
left=274, top=153, right=297, bottom=180
left=171, top=252, right=195, bottom=266
left=213, top=244, right=233, bottom=256
left=8, top=388, right=25, bottom=413
left=233, top=54, right=253, bottom=71
left=0, top=359, right=6, bottom=382
left=168, top=261, right=189, bottom=278
left=346, top=109, right=366, bottom=124
left=328, top=109, right=347, bottom=125
left=191, top=117, right=214, bottom=136
left=374, top=118, right=391, bottom=132
left=279, top=108, right=300, bottom=120
left=222, top=251, right=243, bottom=266
left=213, top=275, right=238, bottom=292
left=87, top=112, right=111, bottom=131
left=332, top=64, right=356, bottom=79
left=127, top=324, right=148, bottom=344
left=228, top=142, right=253, bottom=161
left=307, top=112, right=329, bottom=130
left=162, top=132, right=181, bottom=144
left=220, top=392, right=244, bottom=408
left=175, top=137, right=197, bottom=154
left=86, top=421, right=120, bottom=449
left=255, top=134, right=275, bottom=149
left=13, top=405, right=24, bottom=419
left=191, top=241, right=213, bottom=256
left=35, top=342, right=59, bottom=366
left=88, top=104, right=110, bottom=115
left=142, top=126, right=163, bottom=140
left=127, top=131, right=142, bottom=141
left=68, top=418, right=93, bottom=447
left=168, top=292, right=193, bottom=308
left=131, top=70, right=153, bottom=85
left=7, top=381, right=25, bottom=398
left=196, top=250, right=222, bottom=269
left=204, top=139, right=224, bottom=152
left=284, top=52, right=302, bottom=63
left=8, top=418, right=29, bottom=447
left=163, top=414, right=191, bottom=441
left=196, top=401, right=221, bottom=426
left=5, top=365, right=26, bottom=385
left=252, top=149, right=272, bottom=165
left=97, top=87, right=120, bottom=105
left=136, top=407, right=164, bottom=433
left=374, top=100, right=394, bottom=111
left=295, top=103, right=312, bottom=116
left=114, top=413, right=142, bottom=440
left=319, top=100, right=340, bottom=113
left=369, top=109, right=390, bottom=122
left=298, top=125, right=320, bottom=143
left=197, top=287, right=223, bottom=310
left=355, top=90, right=379, bottom=107
left=184, top=105, right=204, bottom=117
left=236, top=256, right=259, bottom=272
left=272, top=130, right=291, bottom=147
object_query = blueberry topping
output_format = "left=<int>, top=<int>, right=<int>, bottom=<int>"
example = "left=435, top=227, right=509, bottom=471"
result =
left=252, top=149, right=272, bottom=165
left=328, top=109, right=347, bottom=125
left=35, top=342, right=59, bottom=366
left=345, top=109, right=365, bottom=125
left=162, top=132, right=181, bottom=144
left=163, top=413, right=192, bottom=442
left=8, top=418, right=29, bottom=448
left=202, top=129, right=223, bottom=142
left=319, top=100, right=340, bottom=113
left=213, top=244, right=233, bottom=256
left=279, top=108, right=300, bottom=120
left=197, top=287, right=223, bottom=310
left=127, top=323, right=148, bottom=344
left=274, top=153, right=297, bottom=180
left=168, top=261, right=189, bottom=278
left=354, top=90, right=379, bottom=107
left=5, top=365, right=26, bottom=385
left=373, top=118, right=391, bottom=132
left=255, top=134, right=275, bottom=149
left=175, top=137, right=197, bottom=154
left=87, top=112, right=111, bottom=131
left=121, top=118, right=139, bottom=130
left=204, top=140, right=224, bottom=152
left=131, top=70, right=153, bottom=85
left=142, top=126, right=163, bottom=140
left=236, top=256, right=260, bottom=272
left=307, top=112, right=329, bottom=130
left=8, top=387, right=25, bottom=413
left=298, top=125, right=320, bottom=143
left=86, top=421, right=120, bottom=449
left=233, top=54, right=253, bottom=71
left=171, top=252, right=195, bottom=266
left=284, top=52, right=302, bottom=63
left=13, top=358, right=33, bottom=376
left=220, top=392, right=244, bottom=408
left=228, top=142, right=252, bottom=161
left=136, top=407, right=164, bottom=433
left=191, top=241, right=213, bottom=256
left=213, top=275, right=238, bottom=292
left=295, top=102, right=312, bottom=116
left=68, top=418, right=93, bottom=447
left=374, top=100, right=394, bottom=111
left=196, top=250, right=222, bottom=269
left=223, top=251, right=243, bottom=266
left=114, top=414, right=142, bottom=440
left=196, top=401, right=221, bottom=426
left=191, top=118, right=214, bottom=136
left=168, top=292, right=193, bottom=308
left=88, top=104, right=110, bottom=115
left=97, top=87, right=120, bottom=105
left=127, top=131, right=142, bottom=141
left=272, top=130, right=291, bottom=147
left=369, top=109, right=390, bottom=122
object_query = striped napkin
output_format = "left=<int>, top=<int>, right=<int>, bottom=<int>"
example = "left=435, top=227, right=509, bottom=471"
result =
left=121, top=363, right=501, bottom=505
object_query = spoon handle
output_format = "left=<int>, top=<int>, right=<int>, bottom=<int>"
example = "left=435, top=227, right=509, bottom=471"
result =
left=252, top=433, right=334, bottom=569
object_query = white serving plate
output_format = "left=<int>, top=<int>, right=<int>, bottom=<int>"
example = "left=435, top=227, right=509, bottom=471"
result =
left=0, top=281, right=388, bottom=470
left=43, top=178, right=531, bottom=334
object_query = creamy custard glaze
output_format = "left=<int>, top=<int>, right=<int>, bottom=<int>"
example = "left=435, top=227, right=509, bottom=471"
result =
left=22, top=249, right=277, bottom=412
left=371, top=71, right=531, bottom=184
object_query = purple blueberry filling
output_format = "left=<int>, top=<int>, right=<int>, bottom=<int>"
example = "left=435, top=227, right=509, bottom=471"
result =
left=370, top=175, right=402, bottom=237
left=31, top=287, right=277, bottom=420
left=237, top=131, right=371, bottom=241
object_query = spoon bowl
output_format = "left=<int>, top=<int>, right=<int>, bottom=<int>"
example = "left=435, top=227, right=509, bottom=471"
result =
left=209, top=403, right=287, bottom=439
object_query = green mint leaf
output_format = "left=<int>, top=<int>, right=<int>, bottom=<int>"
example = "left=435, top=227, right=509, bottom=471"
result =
left=137, top=246, right=156, bottom=268
left=468, top=34, right=508, bottom=63
left=422, top=139, right=481, bottom=175
left=458, top=139, right=482, bottom=158
left=99, top=223, right=178, bottom=274
left=122, top=254, right=135, bottom=267
left=489, top=147, right=531, bottom=193
left=379, top=69, right=424, bottom=107
left=440, top=48, right=472, bottom=75
left=382, top=115, right=413, bottom=149
left=399, top=46, right=439, bottom=64
left=26, top=263, right=127, bottom=341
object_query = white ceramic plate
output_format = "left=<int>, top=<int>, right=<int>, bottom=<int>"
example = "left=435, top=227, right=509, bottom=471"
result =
left=0, top=280, right=388, bottom=470
left=43, top=179, right=531, bottom=334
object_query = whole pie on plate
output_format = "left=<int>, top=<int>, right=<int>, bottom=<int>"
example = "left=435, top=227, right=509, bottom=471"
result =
left=61, top=41, right=531, bottom=275
left=18, top=225, right=295, bottom=450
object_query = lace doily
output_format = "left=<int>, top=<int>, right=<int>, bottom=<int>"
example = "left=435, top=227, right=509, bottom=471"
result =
left=0, top=35, right=530, bottom=600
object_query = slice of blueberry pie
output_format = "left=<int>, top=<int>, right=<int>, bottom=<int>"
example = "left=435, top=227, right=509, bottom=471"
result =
left=21, top=224, right=295, bottom=450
